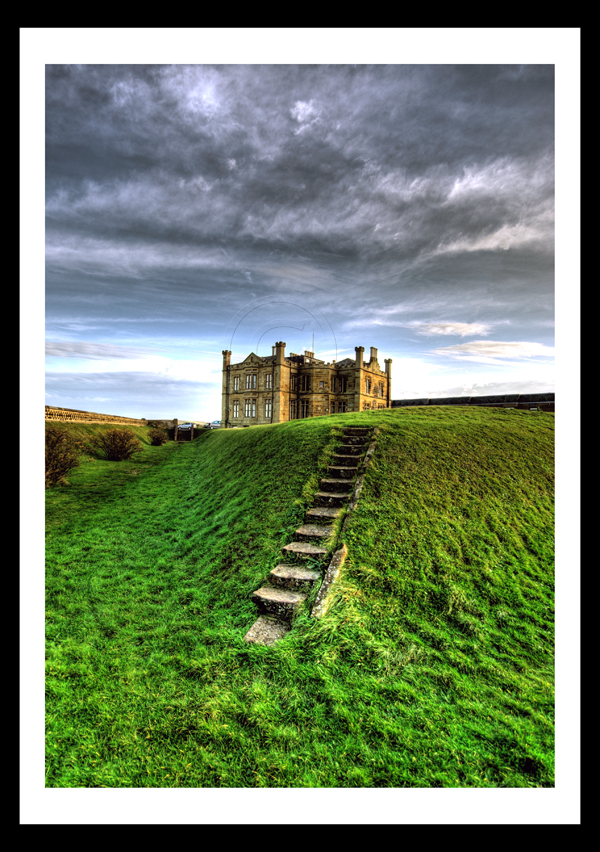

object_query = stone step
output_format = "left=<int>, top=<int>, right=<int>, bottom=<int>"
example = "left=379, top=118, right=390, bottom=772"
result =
left=244, top=615, right=291, bottom=645
left=320, top=478, right=354, bottom=493
left=332, top=454, right=360, bottom=466
left=313, top=491, right=350, bottom=507
left=339, top=443, right=364, bottom=455
left=252, top=585, right=307, bottom=620
left=341, top=436, right=369, bottom=446
left=269, top=564, right=321, bottom=590
left=305, top=506, right=342, bottom=522
left=327, top=466, right=357, bottom=479
left=343, top=428, right=371, bottom=436
left=294, top=523, right=333, bottom=542
left=282, top=541, right=329, bottom=560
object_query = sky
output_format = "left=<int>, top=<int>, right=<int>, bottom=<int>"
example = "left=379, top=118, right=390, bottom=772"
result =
left=42, top=51, right=564, bottom=422
left=24, top=30, right=580, bottom=824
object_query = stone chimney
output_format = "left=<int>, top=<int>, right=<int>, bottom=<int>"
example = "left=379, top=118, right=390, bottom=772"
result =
left=222, top=349, right=231, bottom=368
left=275, top=341, right=286, bottom=365
left=370, top=346, right=378, bottom=363
left=355, top=346, right=364, bottom=369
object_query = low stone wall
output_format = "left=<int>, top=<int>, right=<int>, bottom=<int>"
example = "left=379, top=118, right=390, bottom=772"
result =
left=392, top=393, right=554, bottom=411
left=45, top=406, right=147, bottom=425
left=145, top=419, right=177, bottom=429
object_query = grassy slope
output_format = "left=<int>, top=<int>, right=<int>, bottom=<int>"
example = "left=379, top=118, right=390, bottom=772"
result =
left=45, top=409, right=554, bottom=787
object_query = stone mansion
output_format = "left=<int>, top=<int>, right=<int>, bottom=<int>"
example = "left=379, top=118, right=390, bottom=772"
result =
left=221, top=342, right=391, bottom=427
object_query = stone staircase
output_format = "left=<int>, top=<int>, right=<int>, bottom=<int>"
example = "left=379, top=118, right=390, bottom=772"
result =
left=244, top=426, right=374, bottom=646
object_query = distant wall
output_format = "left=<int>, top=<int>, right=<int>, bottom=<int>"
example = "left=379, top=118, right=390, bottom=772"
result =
left=45, top=406, right=148, bottom=425
left=391, top=393, right=554, bottom=411
left=145, top=419, right=177, bottom=429
left=145, top=419, right=205, bottom=440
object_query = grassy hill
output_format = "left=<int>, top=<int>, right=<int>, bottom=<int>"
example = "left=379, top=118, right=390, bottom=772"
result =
left=45, top=407, right=554, bottom=787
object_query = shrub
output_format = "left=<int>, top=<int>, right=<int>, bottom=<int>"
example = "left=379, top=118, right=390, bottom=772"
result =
left=148, top=427, right=169, bottom=446
left=90, top=428, right=143, bottom=461
left=45, top=426, right=86, bottom=487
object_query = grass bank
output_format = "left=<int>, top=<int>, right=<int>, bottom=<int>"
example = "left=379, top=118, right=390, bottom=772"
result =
left=45, top=408, right=554, bottom=787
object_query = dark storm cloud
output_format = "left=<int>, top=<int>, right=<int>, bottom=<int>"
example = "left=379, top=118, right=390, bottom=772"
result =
left=46, top=64, right=554, bottom=275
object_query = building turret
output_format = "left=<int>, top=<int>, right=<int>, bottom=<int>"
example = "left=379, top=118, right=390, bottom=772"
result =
left=272, top=342, right=286, bottom=423
left=221, top=350, right=232, bottom=426
left=385, top=358, right=392, bottom=408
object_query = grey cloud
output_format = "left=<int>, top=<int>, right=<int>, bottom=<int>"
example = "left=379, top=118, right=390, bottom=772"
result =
left=430, top=340, right=555, bottom=364
left=45, top=341, right=155, bottom=359
left=407, top=322, right=492, bottom=337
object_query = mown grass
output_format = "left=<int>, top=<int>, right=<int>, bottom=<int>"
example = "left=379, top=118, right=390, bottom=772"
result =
left=45, top=408, right=554, bottom=787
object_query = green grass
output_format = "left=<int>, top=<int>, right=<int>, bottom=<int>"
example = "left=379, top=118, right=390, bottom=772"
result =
left=45, top=408, right=554, bottom=787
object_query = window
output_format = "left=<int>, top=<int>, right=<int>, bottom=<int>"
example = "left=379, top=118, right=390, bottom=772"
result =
left=290, top=400, right=297, bottom=420
left=379, top=382, right=384, bottom=398
left=265, top=399, right=272, bottom=418
left=233, top=400, right=239, bottom=418
left=265, top=373, right=272, bottom=389
left=292, top=375, right=298, bottom=392
left=336, top=376, right=347, bottom=393
left=233, top=376, right=240, bottom=391
left=301, top=399, right=309, bottom=418
left=319, top=380, right=324, bottom=389
left=245, top=374, right=257, bottom=390
left=245, top=399, right=256, bottom=418
left=365, top=378, right=371, bottom=394
left=301, top=375, right=310, bottom=392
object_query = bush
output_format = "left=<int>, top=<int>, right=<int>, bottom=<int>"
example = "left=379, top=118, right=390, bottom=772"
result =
left=90, top=428, right=143, bottom=461
left=148, top=427, right=169, bottom=446
left=46, top=426, right=86, bottom=487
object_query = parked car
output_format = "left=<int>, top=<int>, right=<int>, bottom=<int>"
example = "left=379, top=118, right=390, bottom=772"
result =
left=209, top=420, right=221, bottom=429
left=178, top=423, right=193, bottom=430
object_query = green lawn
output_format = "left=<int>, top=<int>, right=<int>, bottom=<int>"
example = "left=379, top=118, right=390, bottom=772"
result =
left=45, top=408, right=554, bottom=787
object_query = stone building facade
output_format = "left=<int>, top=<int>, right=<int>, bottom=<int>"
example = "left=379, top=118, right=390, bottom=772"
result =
left=221, top=342, right=391, bottom=427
